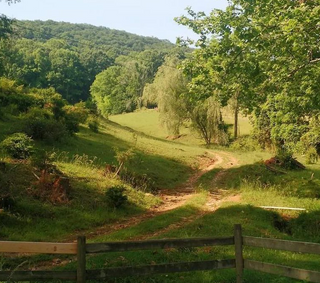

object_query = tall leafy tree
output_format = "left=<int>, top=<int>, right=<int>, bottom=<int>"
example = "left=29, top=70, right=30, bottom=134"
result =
left=176, top=0, right=320, bottom=153
left=143, top=55, right=188, bottom=135
left=90, top=66, right=127, bottom=116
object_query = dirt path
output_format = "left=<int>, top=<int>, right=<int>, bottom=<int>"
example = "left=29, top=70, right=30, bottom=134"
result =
left=85, top=150, right=240, bottom=243
left=27, top=150, right=241, bottom=271
left=62, top=150, right=239, bottom=242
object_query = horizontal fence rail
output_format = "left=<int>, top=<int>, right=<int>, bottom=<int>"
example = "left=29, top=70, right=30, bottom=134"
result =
left=1, top=225, right=320, bottom=282
left=0, top=241, right=77, bottom=254
left=243, top=236, right=320, bottom=255
left=244, top=260, right=320, bottom=283
left=0, top=271, right=77, bottom=281
left=86, top=237, right=234, bottom=253
left=87, top=259, right=236, bottom=280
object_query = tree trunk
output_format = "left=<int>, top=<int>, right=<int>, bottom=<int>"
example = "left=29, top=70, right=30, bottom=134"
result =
left=234, top=102, right=239, bottom=139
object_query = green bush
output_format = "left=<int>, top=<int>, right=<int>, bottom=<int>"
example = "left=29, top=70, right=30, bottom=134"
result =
left=105, top=186, right=128, bottom=209
left=306, top=147, right=319, bottom=164
left=23, top=108, right=68, bottom=143
left=0, top=133, right=33, bottom=159
left=230, top=135, right=261, bottom=151
left=63, top=104, right=89, bottom=134
left=88, top=118, right=99, bottom=133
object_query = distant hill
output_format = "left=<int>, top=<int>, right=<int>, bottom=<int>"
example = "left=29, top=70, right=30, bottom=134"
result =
left=1, top=20, right=176, bottom=102
left=13, top=20, right=174, bottom=56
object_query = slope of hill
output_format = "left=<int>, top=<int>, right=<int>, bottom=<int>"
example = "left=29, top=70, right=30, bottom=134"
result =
left=14, top=20, right=174, bottom=55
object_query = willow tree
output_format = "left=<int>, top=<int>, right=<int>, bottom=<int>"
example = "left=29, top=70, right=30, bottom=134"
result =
left=143, top=54, right=228, bottom=145
left=143, top=55, right=187, bottom=136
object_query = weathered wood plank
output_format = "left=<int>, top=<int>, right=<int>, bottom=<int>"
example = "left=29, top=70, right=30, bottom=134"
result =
left=86, top=237, right=234, bottom=253
left=77, top=236, right=86, bottom=283
left=243, top=236, right=320, bottom=255
left=87, top=259, right=236, bottom=279
left=259, top=206, right=306, bottom=211
left=0, top=270, right=76, bottom=281
left=234, top=224, right=243, bottom=283
left=0, top=241, right=77, bottom=254
left=244, top=260, right=320, bottom=283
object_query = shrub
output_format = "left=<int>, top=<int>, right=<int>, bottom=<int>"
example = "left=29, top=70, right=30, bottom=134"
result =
left=88, top=117, right=99, bottom=133
left=31, top=150, right=57, bottom=172
left=0, top=133, right=33, bottom=159
left=230, top=136, right=261, bottom=151
left=23, top=108, right=68, bottom=143
left=275, top=149, right=305, bottom=170
left=105, top=186, right=128, bottom=209
left=306, top=147, right=319, bottom=164
left=63, top=104, right=89, bottom=134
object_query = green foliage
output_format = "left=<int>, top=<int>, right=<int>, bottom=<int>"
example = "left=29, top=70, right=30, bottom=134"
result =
left=91, top=50, right=166, bottom=116
left=30, top=150, right=56, bottom=171
left=0, top=78, right=34, bottom=113
left=143, top=55, right=188, bottom=135
left=63, top=104, right=89, bottom=134
left=105, top=186, right=128, bottom=209
left=1, top=20, right=174, bottom=103
left=189, top=97, right=229, bottom=145
left=230, top=136, right=261, bottom=152
left=176, top=0, right=320, bottom=153
left=23, top=108, right=68, bottom=142
left=305, top=147, right=319, bottom=165
left=0, top=14, right=13, bottom=39
left=0, top=133, right=33, bottom=159
left=87, top=117, right=99, bottom=133
left=114, top=147, right=135, bottom=176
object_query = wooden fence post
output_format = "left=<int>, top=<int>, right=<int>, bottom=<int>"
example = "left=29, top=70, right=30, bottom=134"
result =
left=77, top=236, right=86, bottom=283
left=234, top=224, right=243, bottom=283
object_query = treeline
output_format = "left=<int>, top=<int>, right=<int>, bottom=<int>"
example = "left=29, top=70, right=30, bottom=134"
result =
left=0, top=20, right=175, bottom=105
left=142, top=0, right=319, bottom=162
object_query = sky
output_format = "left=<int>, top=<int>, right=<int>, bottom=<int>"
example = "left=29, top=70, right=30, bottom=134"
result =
left=0, top=0, right=228, bottom=43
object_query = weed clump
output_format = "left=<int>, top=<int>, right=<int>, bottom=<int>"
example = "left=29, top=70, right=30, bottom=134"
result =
left=29, top=170, right=70, bottom=204
left=0, top=133, right=33, bottom=159
left=105, top=186, right=128, bottom=209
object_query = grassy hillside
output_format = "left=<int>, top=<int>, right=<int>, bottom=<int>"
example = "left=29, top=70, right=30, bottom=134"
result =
left=1, top=110, right=320, bottom=283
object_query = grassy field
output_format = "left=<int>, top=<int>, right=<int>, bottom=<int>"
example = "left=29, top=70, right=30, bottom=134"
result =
left=109, top=108, right=253, bottom=146
left=1, top=110, right=320, bottom=283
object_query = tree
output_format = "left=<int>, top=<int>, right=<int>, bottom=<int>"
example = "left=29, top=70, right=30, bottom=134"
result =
left=189, top=97, right=228, bottom=145
left=143, top=54, right=228, bottom=145
left=90, top=66, right=127, bottom=116
left=46, top=48, right=84, bottom=103
left=176, top=1, right=320, bottom=153
left=143, top=55, right=187, bottom=135
left=176, top=7, right=264, bottom=140
left=91, top=50, right=165, bottom=116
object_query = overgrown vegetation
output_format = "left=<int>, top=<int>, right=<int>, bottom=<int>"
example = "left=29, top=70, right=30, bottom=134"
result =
left=0, top=2, right=320, bottom=282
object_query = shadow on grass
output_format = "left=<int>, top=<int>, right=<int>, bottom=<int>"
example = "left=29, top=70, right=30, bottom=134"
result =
left=199, top=162, right=320, bottom=198
left=51, top=127, right=191, bottom=189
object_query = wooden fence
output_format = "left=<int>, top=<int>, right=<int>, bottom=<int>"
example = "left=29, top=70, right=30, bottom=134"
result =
left=0, top=224, right=320, bottom=282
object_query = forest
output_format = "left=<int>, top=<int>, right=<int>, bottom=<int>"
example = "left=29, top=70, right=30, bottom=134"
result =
left=0, top=0, right=320, bottom=282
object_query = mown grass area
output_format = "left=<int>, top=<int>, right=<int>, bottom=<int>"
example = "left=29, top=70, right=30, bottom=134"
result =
left=109, top=108, right=253, bottom=146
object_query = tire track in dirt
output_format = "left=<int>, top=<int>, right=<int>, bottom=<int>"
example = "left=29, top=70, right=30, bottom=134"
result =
left=25, top=151, right=240, bottom=272
left=64, top=150, right=240, bottom=242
